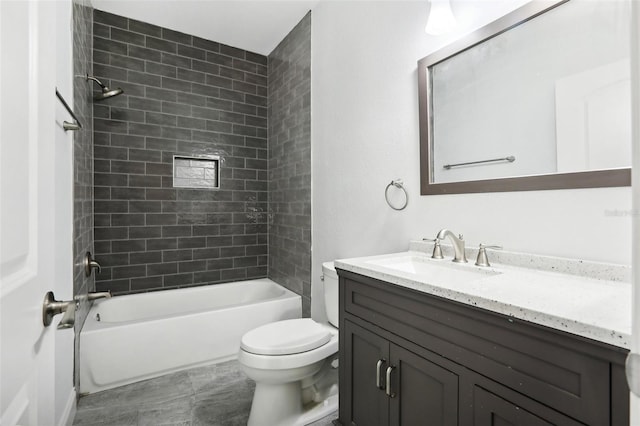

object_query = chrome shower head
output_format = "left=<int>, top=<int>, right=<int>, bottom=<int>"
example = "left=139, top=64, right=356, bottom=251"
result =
left=85, top=74, right=124, bottom=101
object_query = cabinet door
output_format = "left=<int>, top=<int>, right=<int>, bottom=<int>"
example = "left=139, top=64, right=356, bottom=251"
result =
left=342, top=320, right=390, bottom=426
left=472, top=386, right=582, bottom=426
left=389, top=345, right=458, bottom=426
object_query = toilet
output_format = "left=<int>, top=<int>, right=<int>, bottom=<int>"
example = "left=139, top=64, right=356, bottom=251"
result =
left=238, top=262, right=339, bottom=426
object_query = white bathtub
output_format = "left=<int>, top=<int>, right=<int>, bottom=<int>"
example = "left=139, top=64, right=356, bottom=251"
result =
left=79, top=279, right=301, bottom=394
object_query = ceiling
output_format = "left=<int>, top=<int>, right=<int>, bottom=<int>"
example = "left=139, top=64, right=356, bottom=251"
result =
left=91, top=0, right=321, bottom=56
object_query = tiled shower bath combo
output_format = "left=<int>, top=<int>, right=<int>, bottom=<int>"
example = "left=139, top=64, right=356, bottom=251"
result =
left=91, top=10, right=311, bottom=316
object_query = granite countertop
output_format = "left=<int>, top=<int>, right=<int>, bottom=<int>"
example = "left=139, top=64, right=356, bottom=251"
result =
left=334, top=240, right=631, bottom=349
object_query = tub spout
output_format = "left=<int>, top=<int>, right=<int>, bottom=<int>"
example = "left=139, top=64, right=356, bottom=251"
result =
left=88, top=291, right=112, bottom=301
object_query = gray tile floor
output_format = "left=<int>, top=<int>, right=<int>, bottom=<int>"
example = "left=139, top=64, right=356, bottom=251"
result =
left=73, top=360, right=338, bottom=426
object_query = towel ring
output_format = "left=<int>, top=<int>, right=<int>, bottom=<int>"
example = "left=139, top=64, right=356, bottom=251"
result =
left=385, top=179, right=408, bottom=211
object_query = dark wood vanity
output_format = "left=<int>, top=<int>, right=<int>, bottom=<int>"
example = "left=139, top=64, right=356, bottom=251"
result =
left=336, top=269, right=629, bottom=426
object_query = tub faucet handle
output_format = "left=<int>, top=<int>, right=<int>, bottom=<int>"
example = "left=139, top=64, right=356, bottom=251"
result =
left=84, top=252, right=101, bottom=277
left=87, top=291, right=112, bottom=301
left=42, top=291, right=78, bottom=329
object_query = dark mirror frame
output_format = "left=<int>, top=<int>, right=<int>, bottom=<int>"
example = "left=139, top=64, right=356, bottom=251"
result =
left=418, top=0, right=631, bottom=195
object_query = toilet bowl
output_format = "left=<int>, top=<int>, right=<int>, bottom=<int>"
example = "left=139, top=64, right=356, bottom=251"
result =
left=238, top=262, right=339, bottom=426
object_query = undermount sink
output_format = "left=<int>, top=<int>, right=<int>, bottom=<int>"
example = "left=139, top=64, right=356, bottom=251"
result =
left=364, top=254, right=501, bottom=285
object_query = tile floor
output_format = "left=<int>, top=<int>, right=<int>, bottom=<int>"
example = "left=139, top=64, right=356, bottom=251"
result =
left=73, top=360, right=338, bottom=426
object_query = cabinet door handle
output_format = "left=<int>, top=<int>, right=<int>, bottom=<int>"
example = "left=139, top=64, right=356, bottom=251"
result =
left=386, top=365, right=396, bottom=398
left=376, top=359, right=386, bottom=389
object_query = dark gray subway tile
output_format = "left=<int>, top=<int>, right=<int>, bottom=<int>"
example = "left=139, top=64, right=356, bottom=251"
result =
left=111, top=213, right=145, bottom=226
left=161, top=52, right=192, bottom=69
left=128, top=45, right=162, bottom=62
left=93, top=22, right=111, bottom=39
left=111, top=28, right=146, bottom=46
left=161, top=77, right=192, bottom=93
left=220, top=268, right=246, bottom=281
left=129, top=226, right=162, bottom=239
left=94, top=36, right=128, bottom=56
left=145, top=61, right=177, bottom=78
left=130, top=250, right=163, bottom=264
left=129, top=149, right=162, bottom=163
left=193, top=37, right=220, bottom=53
left=95, top=200, right=128, bottom=213
left=131, top=276, right=163, bottom=291
left=111, top=107, right=145, bottom=123
left=111, top=160, right=146, bottom=174
left=112, top=265, right=147, bottom=279
left=178, top=260, right=207, bottom=273
left=129, top=19, right=162, bottom=37
left=112, top=239, right=146, bottom=253
left=246, top=51, right=267, bottom=66
left=178, top=237, right=207, bottom=249
left=194, top=270, right=221, bottom=283
left=146, top=238, right=177, bottom=251
left=219, top=66, right=245, bottom=81
left=94, top=9, right=128, bottom=29
left=128, top=122, right=163, bottom=137
left=163, top=249, right=193, bottom=262
left=163, top=273, right=193, bottom=286
left=147, top=262, right=177, bottom=276
left=207, top=258, right=233, bottom=270
left=95, top=173, right=128, bottom=187
left=128, top=70, right=162, bottom=87
left=191, top=60, right=218, bottom=76
left=178, top=45, right=205, bottom=61
left=129, top=200, right=162, bottom=212
left=162, top=101, right=192, bottom=116
left=146, top=36, right=177, bottom=53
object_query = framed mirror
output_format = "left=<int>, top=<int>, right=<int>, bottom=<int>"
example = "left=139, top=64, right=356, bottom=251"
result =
left=418, top=0, right=631, bottom=195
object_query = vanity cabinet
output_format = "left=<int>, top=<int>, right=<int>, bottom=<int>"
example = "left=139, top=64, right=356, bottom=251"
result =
left=337, top=269, right=629, bottom=426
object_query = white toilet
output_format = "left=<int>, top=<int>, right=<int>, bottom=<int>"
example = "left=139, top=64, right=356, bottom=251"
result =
left=238, top=262, right=339, bottom=426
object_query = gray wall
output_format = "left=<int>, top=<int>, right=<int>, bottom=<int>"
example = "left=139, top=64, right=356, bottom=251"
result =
left=72, top=0, right=94, bottom=392
left=267, top=14, right=312, bottom=316
left=92, top=10, right=269, bottom=294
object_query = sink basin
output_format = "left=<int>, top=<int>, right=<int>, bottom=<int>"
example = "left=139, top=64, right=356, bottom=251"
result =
left=365, top=255, right=500, bottom=285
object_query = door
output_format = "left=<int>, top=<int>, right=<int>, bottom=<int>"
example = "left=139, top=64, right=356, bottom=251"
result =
left=342, top=320, right=390, bottom=426
left=631, top=0, right=640, bottom=423
left=1, top=1, right=69, bottom=424
left=389, top=344, right=458, bottom=426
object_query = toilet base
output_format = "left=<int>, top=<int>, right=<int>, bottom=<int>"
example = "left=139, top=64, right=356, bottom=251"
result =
left=246, top=358, right=339, bottom=426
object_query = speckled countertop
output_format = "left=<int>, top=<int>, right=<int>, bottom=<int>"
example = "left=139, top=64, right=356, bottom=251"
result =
left=334, top=240, right=631, bottom=349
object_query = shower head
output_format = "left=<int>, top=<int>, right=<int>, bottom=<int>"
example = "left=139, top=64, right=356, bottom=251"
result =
left=85, top=74, right=124, bottom=101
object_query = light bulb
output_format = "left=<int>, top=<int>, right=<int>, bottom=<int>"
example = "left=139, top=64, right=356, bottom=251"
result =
left=425, top=0, right=457, bottom=36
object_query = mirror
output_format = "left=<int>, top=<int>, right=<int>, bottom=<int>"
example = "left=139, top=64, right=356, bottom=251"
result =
left=418, top=0, right=631, bottom=195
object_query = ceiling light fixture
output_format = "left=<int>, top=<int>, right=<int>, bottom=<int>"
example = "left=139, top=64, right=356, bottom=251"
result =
left=425, top=0, right=457, bottom=36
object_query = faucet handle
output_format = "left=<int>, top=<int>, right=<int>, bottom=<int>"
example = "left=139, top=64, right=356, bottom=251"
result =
left=422, top=238, right=444, bottom=259
left=475, top=244, right=502, bottom=267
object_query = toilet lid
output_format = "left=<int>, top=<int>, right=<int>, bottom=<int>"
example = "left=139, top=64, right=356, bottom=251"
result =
left=241, top=318, right=332, bottom=355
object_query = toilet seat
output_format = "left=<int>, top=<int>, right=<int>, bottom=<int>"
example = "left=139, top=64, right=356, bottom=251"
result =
left=241, top=318, right=331, bottom=355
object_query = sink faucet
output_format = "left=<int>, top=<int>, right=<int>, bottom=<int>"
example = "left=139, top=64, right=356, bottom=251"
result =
left=436, top=229, right=468, bottom=263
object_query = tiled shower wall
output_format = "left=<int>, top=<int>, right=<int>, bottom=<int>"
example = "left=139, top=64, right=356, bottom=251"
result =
left=267, top=14, right=312, bottom=316
left=72, top=0, right=94, bottom=392
left=92, top=10, right=269, bottom=294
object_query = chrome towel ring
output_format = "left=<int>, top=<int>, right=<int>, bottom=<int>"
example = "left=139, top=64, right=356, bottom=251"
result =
left=385, top=179, right=408, bottom=211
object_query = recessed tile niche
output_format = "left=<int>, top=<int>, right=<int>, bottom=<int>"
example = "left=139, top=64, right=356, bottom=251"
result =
left=173, top=155, right=220, bottom=189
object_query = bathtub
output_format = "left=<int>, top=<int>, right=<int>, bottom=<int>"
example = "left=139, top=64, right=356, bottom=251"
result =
left=79, top=279, right=301, bottom=394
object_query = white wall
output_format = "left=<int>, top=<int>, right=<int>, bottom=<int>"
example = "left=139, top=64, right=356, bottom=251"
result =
left=310, top=0, right=632, bottom=321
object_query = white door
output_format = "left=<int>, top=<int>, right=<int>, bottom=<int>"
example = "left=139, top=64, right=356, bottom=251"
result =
left=0, top=1, right=67, bottom=424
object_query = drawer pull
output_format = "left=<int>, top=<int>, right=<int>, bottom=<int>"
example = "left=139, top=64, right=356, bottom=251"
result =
left=386, top=366, right=396, bottom=398
left=376, top=359, right=386, bottom=389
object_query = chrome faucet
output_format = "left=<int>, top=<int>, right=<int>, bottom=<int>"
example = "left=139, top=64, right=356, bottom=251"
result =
left=435, top=229, right=468, bottom=263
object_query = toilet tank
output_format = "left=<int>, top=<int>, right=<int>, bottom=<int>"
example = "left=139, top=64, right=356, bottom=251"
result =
left=322, top=262, right=339, bottom=327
